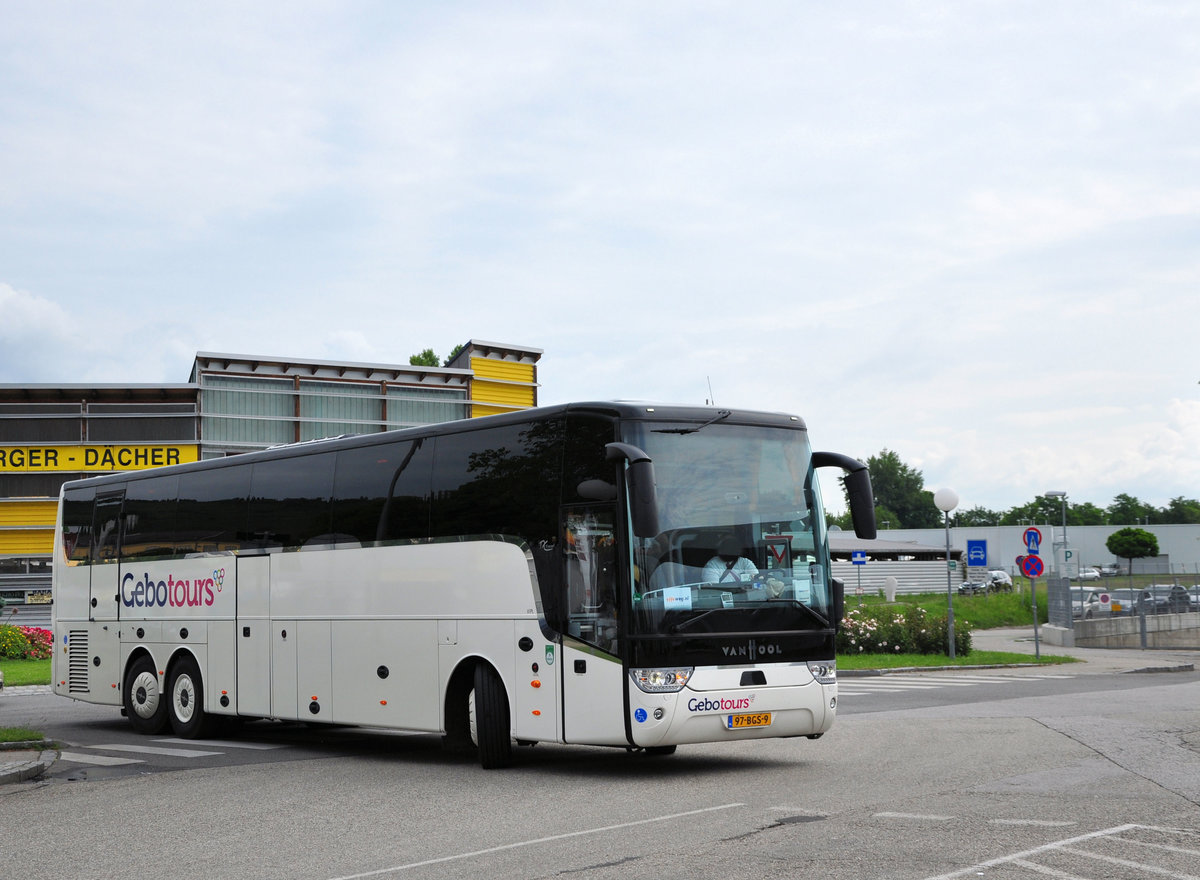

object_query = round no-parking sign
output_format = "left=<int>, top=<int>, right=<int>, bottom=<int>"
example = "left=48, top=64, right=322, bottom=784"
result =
left=1021, top=555, right=1044, bottom=578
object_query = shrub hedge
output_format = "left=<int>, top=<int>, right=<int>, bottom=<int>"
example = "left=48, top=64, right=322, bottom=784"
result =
left=837, top=604, right=972, bottom=657
left=0, top=624, right=53, bottom=660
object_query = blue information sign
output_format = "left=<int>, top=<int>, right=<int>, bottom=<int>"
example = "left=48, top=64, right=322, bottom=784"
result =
left=851, top=550, right=867, bottom=566
left=1023, top=527, right=1042, bottom=555
left=966, top=540, right=987, bottom=566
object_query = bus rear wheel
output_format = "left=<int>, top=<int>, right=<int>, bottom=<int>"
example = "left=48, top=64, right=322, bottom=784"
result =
left=124, top=654, right=169, bottom=735
left=167, top=655, right=216, bottom=739
left=469, top=663, right=513, bottom=769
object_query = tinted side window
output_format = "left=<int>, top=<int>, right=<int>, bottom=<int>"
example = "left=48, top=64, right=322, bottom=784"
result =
left=121, top=475, right=180, bottom=560
left=176, top=465, right=251, bottom=554
left=92, top=492, right=125, bottom=563
left=562, top=415, right=616, bottom=505
left=331, top=440, right=431, bottom=543
left=246, top=453, right=336, bottom=550
left=61, top=486, right=96, bottom=564
left=430, top=419, right=562, bottom=545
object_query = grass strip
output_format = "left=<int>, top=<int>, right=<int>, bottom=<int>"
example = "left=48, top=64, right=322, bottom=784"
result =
left=0, top=658, right=51, bottom=687
left=839, top=649, right=1078, bottom=670
left=0, top=726, right=47, bottom=745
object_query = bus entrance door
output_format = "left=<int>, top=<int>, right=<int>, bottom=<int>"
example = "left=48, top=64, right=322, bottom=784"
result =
left=561, top=506, right=627, bottom=745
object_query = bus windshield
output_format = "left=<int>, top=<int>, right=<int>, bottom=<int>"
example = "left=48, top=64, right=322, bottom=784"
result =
left=625, top=421, right=832, bottom=639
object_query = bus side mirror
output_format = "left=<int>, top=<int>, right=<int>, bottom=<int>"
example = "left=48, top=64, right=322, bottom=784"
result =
left=843, top=467, right=876, bottom=540
left=605, top=443, right=661, bottom=539
left=812, top=452, right=876, bottom=540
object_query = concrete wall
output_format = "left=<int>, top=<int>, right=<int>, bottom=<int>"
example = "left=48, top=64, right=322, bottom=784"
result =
left=1069, top=612, right=1200, bottom=649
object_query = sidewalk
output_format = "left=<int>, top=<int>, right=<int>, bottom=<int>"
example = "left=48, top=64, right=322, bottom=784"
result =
left=0, top=685, right=57, bottom=787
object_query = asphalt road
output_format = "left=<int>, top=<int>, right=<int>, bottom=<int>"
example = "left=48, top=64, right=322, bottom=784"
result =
left=3, top=667, right=1199, bottom=880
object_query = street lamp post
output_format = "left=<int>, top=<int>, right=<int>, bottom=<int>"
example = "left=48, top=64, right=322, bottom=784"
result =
left=934, top=488, right=959, bottom=660
left=1046, top=490, right=1070, bottom=617
left=1045, top=490, right=1068, bottom=576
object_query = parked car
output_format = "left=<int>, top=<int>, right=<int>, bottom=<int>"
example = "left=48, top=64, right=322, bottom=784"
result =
left=1098, top=564, right=1122, bottom=577
left=1078, top=567, right=1101, bottom=581
left=958, top=581, right=989, bottom=597
left=1146, top=584, right=1200, bottom=613
left=1081, top=588, right=1113, bottom=618
left=1105, top=587, right=1193, bottom=615
left=987, top=570, right=1013, bottom=592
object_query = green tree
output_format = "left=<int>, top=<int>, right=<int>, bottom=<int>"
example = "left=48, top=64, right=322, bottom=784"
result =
left=409, top=348, right=440, bottom=367
left=872, top=504, right=902, bottom=531
left=1106, top=493, right=1151, bottom=525
left=823, top=508, right=852, bottom=531
left=1105, top=527, right=1159, bottom=586
left=443, top=344, right=465, bottom=366
left=1160, top=496, right=1200, bottom=524
left=1000, top=496, right=1062, bottom=526
left=860, top=450, right=940, bottom=529
left=956, top=505, right=1002, bottom=527
left=1069, top=502, right=1107, bottom=525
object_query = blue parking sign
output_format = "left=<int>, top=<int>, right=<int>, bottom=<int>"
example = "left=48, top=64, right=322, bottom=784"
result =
left=967, top=540, right=987, bottom=567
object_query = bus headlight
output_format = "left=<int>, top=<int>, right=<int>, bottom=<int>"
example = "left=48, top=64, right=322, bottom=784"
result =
left=630, top=667, right=693, bottom=693
left=807, top=660, right=836, bottom=685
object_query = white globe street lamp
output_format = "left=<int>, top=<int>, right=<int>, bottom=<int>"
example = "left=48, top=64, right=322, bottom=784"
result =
left=934, top=488, right=960, bottom=659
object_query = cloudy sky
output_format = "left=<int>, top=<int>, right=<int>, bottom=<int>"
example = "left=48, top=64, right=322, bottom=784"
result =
left=2, top=2, right=1197, bottom=514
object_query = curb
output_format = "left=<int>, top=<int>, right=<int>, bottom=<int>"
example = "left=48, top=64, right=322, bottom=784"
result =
left=1123, top=663, right=1195, bottom=675
left=841, top=661, right=1195, bottom=678
left=0, top=740, right=58, bottom=752
left=841, top=663, right=1051, bottom=677
left=0, top=745, right=59, bottom=786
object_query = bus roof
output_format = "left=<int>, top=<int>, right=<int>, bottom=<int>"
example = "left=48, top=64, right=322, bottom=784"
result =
left=60, top=401, right=809, bottom=494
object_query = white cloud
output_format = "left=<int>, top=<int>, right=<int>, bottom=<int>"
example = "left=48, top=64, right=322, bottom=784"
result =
left=1, top=2, right=1198, bottom=515
left=0, top=283, right=79, bottom=381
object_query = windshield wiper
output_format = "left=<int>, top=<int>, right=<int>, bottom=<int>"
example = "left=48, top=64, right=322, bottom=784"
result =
left=669, top=607, right=726, bottom=634
left=668, top=598, right=830, bottom=635
left=779, top=600, right=830, bottom=628
left=653, top=409, right=731, bottom=435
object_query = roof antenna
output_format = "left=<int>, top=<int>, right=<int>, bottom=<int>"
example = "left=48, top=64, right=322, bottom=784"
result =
left=706, top=376, right=716, bottom=406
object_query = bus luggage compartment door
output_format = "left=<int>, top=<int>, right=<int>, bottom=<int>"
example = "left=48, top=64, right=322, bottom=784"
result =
left=562, top=641, right=628, bottom=746
left=236, top=555, right=271, bottom=716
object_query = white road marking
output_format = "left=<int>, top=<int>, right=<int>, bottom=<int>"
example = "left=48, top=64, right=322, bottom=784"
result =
left=326, top=803, right=746, bottom=879
left=57, top=751, right=144, bottom=766
left=919, top=823, right=1200, bottom=880
left=874, top=812, right=955, bottom=821
left=154, top=737, right=285, bottom=750
left=88, top=743, right=223, bottom=758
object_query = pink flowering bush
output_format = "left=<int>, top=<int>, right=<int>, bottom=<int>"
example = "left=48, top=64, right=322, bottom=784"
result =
left=0, top=624, right=53, bottom=660
left=836, top=605, right=971, bottom=656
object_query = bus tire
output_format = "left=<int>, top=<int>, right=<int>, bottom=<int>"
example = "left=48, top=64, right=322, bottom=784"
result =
left=123, top=654, right=169, bottom=735
left=167, top=654, right=216, bottom=739
left=471, top=663, right=513, bottom=769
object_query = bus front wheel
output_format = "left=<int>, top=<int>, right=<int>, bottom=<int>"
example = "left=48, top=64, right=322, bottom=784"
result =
left=167, top=655, right=216, bottom=739
left=123, top=654, right=169, bottom=735
left=469, top=664, right=513, bottom=769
